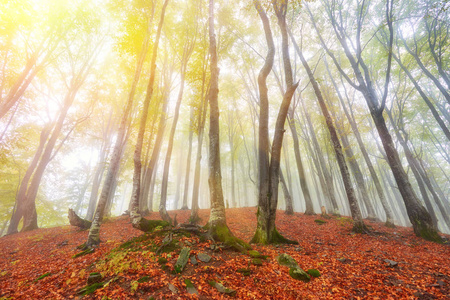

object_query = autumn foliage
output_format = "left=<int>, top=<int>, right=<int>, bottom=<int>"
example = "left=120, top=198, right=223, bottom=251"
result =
left=0, top=207, right=449, bottom=299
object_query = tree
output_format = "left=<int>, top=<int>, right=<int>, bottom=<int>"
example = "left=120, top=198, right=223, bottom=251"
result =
left=307, top=0, right=440, bottom=241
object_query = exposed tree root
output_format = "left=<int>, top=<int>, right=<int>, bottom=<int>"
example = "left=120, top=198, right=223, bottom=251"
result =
left=68, top=209, right=92, bottom=229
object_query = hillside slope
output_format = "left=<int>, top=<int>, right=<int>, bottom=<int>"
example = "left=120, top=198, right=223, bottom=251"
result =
left=0, top=207, right=449, bottom=299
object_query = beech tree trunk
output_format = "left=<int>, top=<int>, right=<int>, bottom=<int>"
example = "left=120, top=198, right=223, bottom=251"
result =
left=85, top=6, right=154, bottom=247
left=129, top=0, right=169, bottom=228
left=292, top=26, right=367, bottom=233
left=287, top=111, right=315, bottom=215
left=181, top=107, right=194, bottom=210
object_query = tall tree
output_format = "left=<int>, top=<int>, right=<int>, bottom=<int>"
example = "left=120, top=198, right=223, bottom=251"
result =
left=308, top=0, right=440, bottom=241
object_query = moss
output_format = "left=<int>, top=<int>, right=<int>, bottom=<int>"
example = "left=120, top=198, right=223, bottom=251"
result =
left=314, top=219, right=327, bottom=225
left=73, top=248, right=94, bottom=258
left=289, top=268, right=310, bottom=282
left=184, top=279, right=194, bottom=288
left=352, top=221, right=370, bottom=234
left=306, top=269, right=321, bottom=278
left=237, top=268, right=251, bottom=276
left=277, top=253, right=299, bottom=269
left=136, top=219, right=170, bottom=233
left=248, top=250, right=265, bottom=258
left=34, top=272, right=51, bottom=282
left=118, top=234, right=154, bottom=251
left=77, top=282, right=105, bottom=296
left=251, top=258, right=263, bottom=266
left=415, top=219, right=442, bottom=243
left=137, top=276, right=150, bottom=283
left=210, top=224, right=251, bottom=253
left=157, top=257, right=168, bottom=265
left=271, top=227, right=298, bottom=245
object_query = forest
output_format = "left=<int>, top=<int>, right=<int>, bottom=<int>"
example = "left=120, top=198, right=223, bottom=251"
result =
left=0, top=0, right=449, bottom=299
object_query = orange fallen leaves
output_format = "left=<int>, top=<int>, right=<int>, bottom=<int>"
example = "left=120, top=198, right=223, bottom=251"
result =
left=0, top=208, right=449, bottom=299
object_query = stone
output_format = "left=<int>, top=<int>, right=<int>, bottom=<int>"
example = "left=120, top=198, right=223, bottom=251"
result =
left=168, top=283, right=178, bottom=294
left=251, top=258, right=263, bottom=266
left=190, top=256, right=198, bottom=265
left=384, top=259, right=398, bottom=267
left=87, top=272, right=102, bottom=285
left=184, top=279, right=198, bottom=295
left=248, top=250, right=261, bottom=258
left=209, top=281, right=236, bottom=296
left=277, top=253, right=299, bottom=269
left=174, top=247, right=190, bottom=273
left=307, top=269, right=321, bottom=278
left=197, top=252, right=212, bottom=263
left=314, top=219, right=327, bottom=225
left=289, top=268, right=311, bottom=282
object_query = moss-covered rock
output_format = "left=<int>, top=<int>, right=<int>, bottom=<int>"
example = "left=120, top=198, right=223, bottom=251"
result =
left=277, top=253, right=298, bottom=269
left=314, top=219, right=327, bottom=225
left=72, top=248, right=94, bottom=258
left=306, top=269, right=321, bottom=278
left=174, top=247, right=190, bottom=273
left=251, top=258, right=263, bottom=266
left=208, top=280, right=236, bottom=296
left=34, top=272, right=51, bottom=282
left=289, top=268, right=310, bottom=282
left=237, top=268, right=251, bottom=276
left=184, top=279, right=198, bottom=295
left=87, top=272, right=102, bottom=284
left=77, top=282, right=105, bottom=296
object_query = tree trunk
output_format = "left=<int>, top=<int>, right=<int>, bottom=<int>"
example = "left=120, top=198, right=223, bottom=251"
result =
left=323, top=57, right=395, bottom=227
left=130, top=0, right=169, bottom=228
left=85, top=5, right=154, bottom=247
left=287, top=111, right=315, bottom=215
left=159, top=68, right=188, bottom=223
left=7, top=124, right=52, bottom=234
left=280, top=169, right=293, bottom=215
left=181, top=107, right=194, bottom=210
left=292, top=28, right=367, bottom=233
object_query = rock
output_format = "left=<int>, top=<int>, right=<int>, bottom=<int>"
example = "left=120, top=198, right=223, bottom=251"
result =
left=289, top=268, right=311, bottom=282
left=248, top=250, right=261, bottom=258
left=87, top=272, right=102, bottom=285
left=277, top=253, right=299, bottom=269
left=174, top=247, right=190, bottom=273
left=251, top=258, right=263, bottom=266
left=190, top=256, right=198, bottom=265
left=197, top=252, right=212, bottom=263
left=314, top=219, right=327, bottom=225
left=168, top=283, right=178, bottom=294
left=210, top=244, right=216, bottom=250
left=184, top=279, right=198, bottom=295
left=237, top=268, right=251, bottom=276
left=209, top=281, right=236, bottom=296
left=307, top=269, right=321, bottom=278
left=384, top=259, right=398, bottom=267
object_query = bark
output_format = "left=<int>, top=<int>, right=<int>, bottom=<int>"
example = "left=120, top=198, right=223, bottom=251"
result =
left=85, top=6, right=153, bottom=247
left=280, top=169, right=293, bottom=215
left=252, top=0, right=299, bottom=244
left=287, top=111, right=315, bottom=215
left=292, top=26, right=367, bottom=233
left=323, top=93, right=378, bottom=221
left=181, top=107, right=194, bottom=210
left=68, top=209, right=92, bottom=229
left=300, top=101, right=340, bottom=214
left=309, top=0, right=440, bottom=241
left=7, top=124, right=52, bottom=234
left=391, top=52, right=450, bottom=141
left=323, top=58, right=394, bottom=226
left=160, top=67, right=188, bottom=223
left=130, top=0, right=169, bottom=228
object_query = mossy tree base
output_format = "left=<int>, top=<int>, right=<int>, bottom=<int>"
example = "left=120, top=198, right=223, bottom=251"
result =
left=132, top=216, right=170, bottom=232
left=251, top=226, right=298, bottom=245
left=413, top=218, right=442, bottom=243
left=351, top=221, right=370, bottom=234
left=304, top=210, right=316, bottom=216
left=206, top=223, right=251, bottom=253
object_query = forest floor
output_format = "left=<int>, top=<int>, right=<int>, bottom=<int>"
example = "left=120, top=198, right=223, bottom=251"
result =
left=0, top=207, right=449, bottom=299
